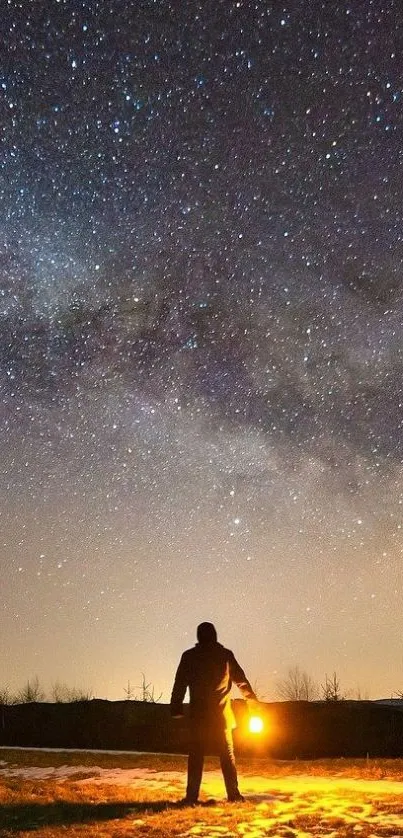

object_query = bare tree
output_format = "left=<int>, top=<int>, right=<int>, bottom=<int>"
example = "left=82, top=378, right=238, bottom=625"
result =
left=276, top=666, right=319, bottom=701
left=321, top=672, right=344, bottom=701
left=16, top=676, right=46, bottom=703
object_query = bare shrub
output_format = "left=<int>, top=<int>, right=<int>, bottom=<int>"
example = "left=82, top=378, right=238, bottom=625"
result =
left=123, top=680, right=136, bottom=700
left=16, top=676, right=46, bottom=703
left=123, top=674, right=162, bottom=702
left=51, top=681, right=93, bottom=702
left=0, top=686, right=15, bottom=705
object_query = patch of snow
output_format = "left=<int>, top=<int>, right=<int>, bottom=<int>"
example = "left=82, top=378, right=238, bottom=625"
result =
left=2, top=754, right=403, bottom=837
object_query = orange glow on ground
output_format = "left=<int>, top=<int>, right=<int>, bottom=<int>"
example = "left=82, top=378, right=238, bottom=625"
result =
left=3, top=757, right=403, bottom=837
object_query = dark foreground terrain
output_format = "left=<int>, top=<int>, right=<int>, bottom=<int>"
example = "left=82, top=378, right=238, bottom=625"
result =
left=1, top=698, right=403, bottom=758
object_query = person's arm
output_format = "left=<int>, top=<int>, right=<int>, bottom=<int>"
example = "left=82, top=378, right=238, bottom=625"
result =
left=170, top=653, right=189, bottom=717
left=228, top=651, right=257, bottom=701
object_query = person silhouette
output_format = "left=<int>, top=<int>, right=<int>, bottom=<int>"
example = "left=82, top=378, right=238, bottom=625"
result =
left=170, top=622, right=257, bottom=804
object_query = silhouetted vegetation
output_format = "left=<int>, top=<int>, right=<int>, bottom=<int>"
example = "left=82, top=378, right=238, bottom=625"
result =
left=123, top=674, right=162, bottom=702
left=276, top=666, right=319, bottom=701
left=51, top=682, right=94, bottom=703
left=321, top=672, right=345, bottom=702
left=0, top=677, right=93, bottom=705
left=15, top=677, right=46, bottom=704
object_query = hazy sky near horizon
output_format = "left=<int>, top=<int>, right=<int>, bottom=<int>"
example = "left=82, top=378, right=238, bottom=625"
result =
left=1, top=0, right=403, bottom=703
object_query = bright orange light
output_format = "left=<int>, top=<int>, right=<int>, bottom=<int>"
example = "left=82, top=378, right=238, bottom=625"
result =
left=249, top=715, right=264, bottom=734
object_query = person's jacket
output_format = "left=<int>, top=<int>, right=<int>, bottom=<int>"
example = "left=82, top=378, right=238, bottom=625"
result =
left=170, top=641, right=256, bottom=729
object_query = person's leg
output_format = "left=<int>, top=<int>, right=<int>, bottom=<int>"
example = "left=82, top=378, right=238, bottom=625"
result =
left=186, top=727, right=204, bottom=802
left=218, top=728, right=243, bottom=801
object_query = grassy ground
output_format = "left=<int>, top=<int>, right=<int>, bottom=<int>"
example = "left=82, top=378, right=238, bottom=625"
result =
left=1, top=749, right=403, bottom=837
left=4, top=747, right=403, bottom=777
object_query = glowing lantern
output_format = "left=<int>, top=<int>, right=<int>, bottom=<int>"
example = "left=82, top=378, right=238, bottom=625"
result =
left=248, top=715, right=264, bottom=734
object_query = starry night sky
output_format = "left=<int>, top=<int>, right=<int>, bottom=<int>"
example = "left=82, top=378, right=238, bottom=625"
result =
left=1, top=0, right=403, bottom=702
